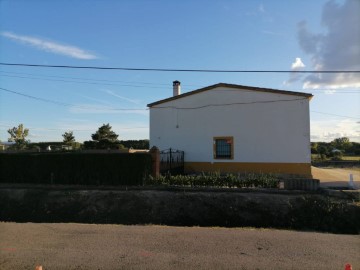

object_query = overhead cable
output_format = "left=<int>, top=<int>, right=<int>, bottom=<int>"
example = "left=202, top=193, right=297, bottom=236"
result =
left=0, top=87, right=147, bottom=111
left=1, top=62, right=359, bottom=73
left=1, top=86, right=358, bottom=119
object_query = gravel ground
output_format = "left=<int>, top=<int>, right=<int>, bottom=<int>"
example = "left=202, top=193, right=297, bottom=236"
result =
left=312, top=166, right=360, bottom=188
left=0, top=222, right=359, bottom=270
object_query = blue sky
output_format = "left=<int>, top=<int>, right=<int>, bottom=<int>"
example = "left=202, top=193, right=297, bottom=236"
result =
left=0, top=0, right=359, bottom=143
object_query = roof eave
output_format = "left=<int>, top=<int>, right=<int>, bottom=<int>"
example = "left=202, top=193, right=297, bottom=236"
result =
left=147, top=83, right=313, bottom=107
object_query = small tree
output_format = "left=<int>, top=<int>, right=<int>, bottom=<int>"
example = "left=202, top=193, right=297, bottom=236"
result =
left=88, top=123, right=120, bottom=149
left=7, top=124, right=30, bottom=150
left=62, top=131, right=75, bottom=145
left=311, top=142, right=318, bottom=154
left=331, top=137, right=352, bottom=152
left=317, top=145, right=329, bottom=160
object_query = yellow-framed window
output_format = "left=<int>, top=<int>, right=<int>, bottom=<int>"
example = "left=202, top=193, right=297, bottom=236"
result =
left=213, top=137, right=234, bottom=159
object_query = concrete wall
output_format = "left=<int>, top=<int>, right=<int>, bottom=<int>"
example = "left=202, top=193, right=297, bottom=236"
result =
left=149, top=86, right=311, bottom=176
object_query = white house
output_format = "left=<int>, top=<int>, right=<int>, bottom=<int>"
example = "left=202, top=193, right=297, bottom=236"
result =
left=148, top=82, right=313, bottom=178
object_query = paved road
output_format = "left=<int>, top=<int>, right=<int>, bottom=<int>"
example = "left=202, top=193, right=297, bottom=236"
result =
left=0, top=223, right=359, bottom=270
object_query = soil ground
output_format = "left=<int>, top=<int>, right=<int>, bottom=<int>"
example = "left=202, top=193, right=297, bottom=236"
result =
left=0, top=222, right=359, bottom=270
left=311, top=166, right=360, bottom=189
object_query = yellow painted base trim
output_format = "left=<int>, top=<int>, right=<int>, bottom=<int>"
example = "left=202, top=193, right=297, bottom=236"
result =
left=184, top=162, right=312, bottom=178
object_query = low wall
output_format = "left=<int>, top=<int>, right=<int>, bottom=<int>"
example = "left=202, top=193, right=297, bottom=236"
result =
left=0, top=186, right=358, bottom=234
left=280, top=178, right=320, bottom=191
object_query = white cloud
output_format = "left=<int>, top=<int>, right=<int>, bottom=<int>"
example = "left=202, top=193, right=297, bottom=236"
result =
left=311, top=119, right=360, bottom=142
left=78, top=95, right=113, bottom=106
left=323, top=89, right=336, bottom=95
left=69, top=104, right=148, bottom=115
left=102, top=90, right=140, bottom=105
left=284, top=57, right=306, bottom=85
left=297, top=0, right=360, bottom=89
left=1, top=31, right=98, bottom=59
left=291, top=58, right=305, bottom=70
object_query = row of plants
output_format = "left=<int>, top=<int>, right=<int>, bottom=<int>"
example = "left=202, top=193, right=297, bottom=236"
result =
left=146, top=171, right=279, bottom=188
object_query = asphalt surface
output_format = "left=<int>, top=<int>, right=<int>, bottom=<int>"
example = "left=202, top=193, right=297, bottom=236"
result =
left=0, top=223, right=359, bottom=270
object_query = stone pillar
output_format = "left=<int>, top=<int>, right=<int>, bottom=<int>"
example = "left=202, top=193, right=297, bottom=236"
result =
left=150, top=146, right=160, bottom=178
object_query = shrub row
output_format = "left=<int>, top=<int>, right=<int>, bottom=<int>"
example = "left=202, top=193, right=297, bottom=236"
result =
left=146, top=172, right=279, bottom=188
left=0, top=153, right=151, bottom=185
left=287, top=196, right=360, bottom=234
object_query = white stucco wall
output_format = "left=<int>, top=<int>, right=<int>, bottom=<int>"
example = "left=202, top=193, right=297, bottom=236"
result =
left=149, top=86, right=311, bottom=163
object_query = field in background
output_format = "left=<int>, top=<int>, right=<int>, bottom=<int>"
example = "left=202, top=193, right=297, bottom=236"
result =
left=311, top=154, right=360, bottom=161
left=342, top=156, right=360, bottom=161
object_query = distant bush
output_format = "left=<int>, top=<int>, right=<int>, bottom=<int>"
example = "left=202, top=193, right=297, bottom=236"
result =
left=146, top=172, right=279, bottom=188
left=120, top=140, right=149, bottom=150
left=330, top=150, right=343, bottom=161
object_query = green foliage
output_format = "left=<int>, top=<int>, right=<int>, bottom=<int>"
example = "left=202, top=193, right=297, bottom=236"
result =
left=330, top=150, right=343, bottom=161
left=331, top=137, right=351, bottom=151
left=84, top=123, right=120, bottom=149
left=146, top=172, right=279, bottom=188
left=0, top=153, right=151, bottom=185
left=310, top=142, right=318, bottom=154
left=29, top=142, right=81, bottom=151
left=317, top=145, right=329, bottom=160
left=7, top=124, right=30, bottom=150
left=92, top=123, right=119, bottom=142
left=312, top=137, right=360, bottom=157
left=120, top=140, right=149, bottom=149
left=62, top=131, right=75, bottom=145
left=287, top=196, right=360, bottom=234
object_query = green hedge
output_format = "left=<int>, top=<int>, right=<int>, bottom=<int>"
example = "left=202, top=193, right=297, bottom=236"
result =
left=0, top=153, right=151, bottom=185
left=146, top=172, right=279, bottom=188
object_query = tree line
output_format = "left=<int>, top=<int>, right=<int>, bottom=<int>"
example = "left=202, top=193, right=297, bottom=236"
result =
left=3, top=123, right=149, bottom=151
left=4, top=123, right=359, bottom=157
left=311, top=137, right=360, bottom=160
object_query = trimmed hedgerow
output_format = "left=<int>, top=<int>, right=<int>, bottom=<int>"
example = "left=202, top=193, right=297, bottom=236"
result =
left=0, top=152, right=151, bottom=186
left=146, top=171, right=279, bottom=188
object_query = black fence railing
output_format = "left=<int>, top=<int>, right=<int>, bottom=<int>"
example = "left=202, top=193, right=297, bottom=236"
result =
left=160, top=148, right=184, bottom=175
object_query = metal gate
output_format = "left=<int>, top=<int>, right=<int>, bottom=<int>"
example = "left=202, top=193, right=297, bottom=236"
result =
left=160, top=148, right=184, bottom=175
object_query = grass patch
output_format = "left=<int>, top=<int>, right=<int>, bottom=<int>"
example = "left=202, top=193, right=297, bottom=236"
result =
left=342, top=156, right=360, bottom=161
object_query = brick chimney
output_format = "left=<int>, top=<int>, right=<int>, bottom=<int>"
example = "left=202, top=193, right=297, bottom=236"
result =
left=173, top=80, right=181, bottom=96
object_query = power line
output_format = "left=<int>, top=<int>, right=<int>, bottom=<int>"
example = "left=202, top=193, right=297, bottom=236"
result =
left=310, top=111, right=360, bottom=119
left=0, top=74, right=171, bottom=89
left=1, top=62, right=359, bottom=73
left=0, top=123, right=148, bottom=131
left=0, top=70, right=202, bottom=88
left=0, top=87, right=148, bottom=111
left=0, top=87, right=72, bottom=107
left=1, top=86, right=358, bottom=119
left=1, top=74, right=359, bottom=95
left=2, top=71, right=359, bottom=92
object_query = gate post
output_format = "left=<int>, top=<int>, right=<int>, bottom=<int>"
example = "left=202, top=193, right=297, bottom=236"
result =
left=169, top=148, right=172, bottom=171
left=150, top=146, right=160, bottom=178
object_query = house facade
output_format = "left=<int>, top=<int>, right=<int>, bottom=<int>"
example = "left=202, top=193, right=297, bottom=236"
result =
left=148, top=82, right=313, bottom=177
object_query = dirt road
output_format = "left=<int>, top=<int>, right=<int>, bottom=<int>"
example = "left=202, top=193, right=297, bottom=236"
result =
left=0, top=223, right=359, bottom=270
left=312, top=166, right=360, bottom=188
